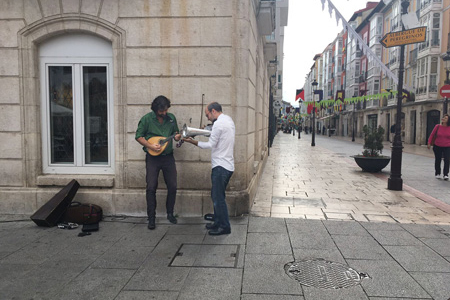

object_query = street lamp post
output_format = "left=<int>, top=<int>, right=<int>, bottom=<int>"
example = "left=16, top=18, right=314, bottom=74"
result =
left=298, top=117, right=301, bottom=139
left=442, top=50, right=450, bottom=114
left=328, top=117, right=332, bottom=137
left=352, top=93, right=357, bottom=142
left=388, top=0, right=409, bottom=191
left=311, top=79, right=318, bottom=146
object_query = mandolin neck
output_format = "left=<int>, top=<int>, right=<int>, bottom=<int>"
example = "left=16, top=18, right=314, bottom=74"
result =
left=158, top=134, right=176, bottom=145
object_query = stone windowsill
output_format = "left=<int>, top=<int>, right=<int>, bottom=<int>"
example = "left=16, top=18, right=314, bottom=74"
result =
left=37, top=175, right=114, bottom=188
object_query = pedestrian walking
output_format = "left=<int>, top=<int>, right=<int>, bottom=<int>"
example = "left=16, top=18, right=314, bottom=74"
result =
left=427, top=114, right=450, bottom=180
left=390, top=123, right=396, bottom=142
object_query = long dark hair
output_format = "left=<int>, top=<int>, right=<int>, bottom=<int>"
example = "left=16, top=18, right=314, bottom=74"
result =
left=443, top=114, right=450, bottom=126
left=151, top=95, right=171, bottom=112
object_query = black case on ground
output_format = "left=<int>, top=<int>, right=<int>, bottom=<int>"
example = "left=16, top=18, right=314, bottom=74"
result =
left=82, top=223, right=99, bottom=232
left=30, top=180, right=80, bottom=227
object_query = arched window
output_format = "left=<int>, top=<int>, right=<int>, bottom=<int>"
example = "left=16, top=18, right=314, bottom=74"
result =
left=39, top=34, right=114, bottom=174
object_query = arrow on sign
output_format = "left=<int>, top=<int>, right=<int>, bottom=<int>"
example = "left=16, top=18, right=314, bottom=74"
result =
left=380, top=26, right=427, bottom=48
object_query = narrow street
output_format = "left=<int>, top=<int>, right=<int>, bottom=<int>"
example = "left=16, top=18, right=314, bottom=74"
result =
left=252, top=131, right=450, bottom=222
left=312, top=133, right=450, bottom=206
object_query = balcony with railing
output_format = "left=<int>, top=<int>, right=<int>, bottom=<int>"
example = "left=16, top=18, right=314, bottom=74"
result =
left=409, top=48, right=418, bottom=66
left=350, top=77, right=359, bottom=85
left=431, top=38, right=440, bottom=47
left=365, top=99, right=380, bottom=108
left=359, top=72, right=367, bottom=83
left=389, top=57, right=398, bottom=66
left=416, top=86, right=427, bottom=95
left=387, top=98, right=397, bottom=106
left=420, top=0, right=442, bottom=12
left=418, top=40, right=430, bottom=52
left=391, top=22, right=399, bottom=32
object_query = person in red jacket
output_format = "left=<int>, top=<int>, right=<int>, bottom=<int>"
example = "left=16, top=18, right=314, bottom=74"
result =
left=428, top=114, right=450, bottom=180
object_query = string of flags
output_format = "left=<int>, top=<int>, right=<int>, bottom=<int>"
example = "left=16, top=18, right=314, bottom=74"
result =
left=295, top=89, right=304, bottom=102
left=291, top=0, right=412, bottom=104
left=319, top=0, right=413, bottom=90
left=302, top=89, right=410, bottom=113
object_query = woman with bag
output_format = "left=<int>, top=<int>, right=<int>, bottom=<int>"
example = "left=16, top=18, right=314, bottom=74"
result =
left=428, top=114, right=450, bottom=180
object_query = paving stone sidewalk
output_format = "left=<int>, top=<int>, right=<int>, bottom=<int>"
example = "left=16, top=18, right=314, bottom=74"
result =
left=1, top=133, right=450, bottom=299
left=252, top=133, right=450, bottom=225
left=1, top=216, right=450, bottom=299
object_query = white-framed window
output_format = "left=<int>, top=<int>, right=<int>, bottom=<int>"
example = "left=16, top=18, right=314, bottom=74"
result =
left=39, top=34, right=114, bottom=174
left=431, top=13, right=440, bottom=47
left=429, top=57, right=438, bottom=92
left=417, top=57, right=429, bottom=94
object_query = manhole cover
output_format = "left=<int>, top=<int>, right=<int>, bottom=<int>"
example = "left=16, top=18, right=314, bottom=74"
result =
left=285, top=259, right=369, bottom=289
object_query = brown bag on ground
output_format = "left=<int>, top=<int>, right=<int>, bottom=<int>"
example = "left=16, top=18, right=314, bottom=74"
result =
left=61, top=202, right=103, bottom=224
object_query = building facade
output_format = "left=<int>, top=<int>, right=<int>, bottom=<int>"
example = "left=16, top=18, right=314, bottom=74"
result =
left=0, top=0, right=288, bottom=216
left=303, top=0, right=449, bottom=147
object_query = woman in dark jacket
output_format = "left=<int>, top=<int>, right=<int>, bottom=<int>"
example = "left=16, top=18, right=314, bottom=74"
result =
left=427, top=114, right=450, bottom=180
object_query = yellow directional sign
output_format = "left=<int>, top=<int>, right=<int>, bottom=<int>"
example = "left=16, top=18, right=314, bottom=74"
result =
left=380, top=26, right=427, bottom=48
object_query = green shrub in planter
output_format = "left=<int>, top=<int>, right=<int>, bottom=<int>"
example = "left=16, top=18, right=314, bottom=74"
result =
left=352, top=125, right=390, bottom=172
left=362, top=125, right=385, bottom=157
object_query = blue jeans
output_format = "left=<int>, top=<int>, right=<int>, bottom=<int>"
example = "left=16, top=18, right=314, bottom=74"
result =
left=211, top=166, right=233, bottom=230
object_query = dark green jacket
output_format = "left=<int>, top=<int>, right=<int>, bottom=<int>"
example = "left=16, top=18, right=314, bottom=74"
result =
left=135, top=111, right=179, bottom=155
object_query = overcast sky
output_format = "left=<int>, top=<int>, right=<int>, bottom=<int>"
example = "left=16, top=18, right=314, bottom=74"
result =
left=283, top=0, right=371, bottom=106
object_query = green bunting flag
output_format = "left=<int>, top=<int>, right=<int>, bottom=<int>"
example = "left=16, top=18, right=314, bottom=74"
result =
left=302, top=92, right=390, bottom=106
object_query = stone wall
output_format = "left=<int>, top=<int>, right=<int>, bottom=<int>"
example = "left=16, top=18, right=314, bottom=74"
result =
left=0, top=0, right=270, bottom=216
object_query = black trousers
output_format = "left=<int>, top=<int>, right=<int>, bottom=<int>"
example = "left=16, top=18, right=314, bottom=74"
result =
left=145, top=153, right=177, bottom=218
left=433, top=145, right=450, bottom=176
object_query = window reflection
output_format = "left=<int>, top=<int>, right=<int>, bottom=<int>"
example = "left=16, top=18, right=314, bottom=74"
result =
left=83, top=66, right=108, bottom=165
left=49, top=66, right=74, bottom=164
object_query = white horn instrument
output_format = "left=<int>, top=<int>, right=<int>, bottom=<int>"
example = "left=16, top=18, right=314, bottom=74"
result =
left=181, top=124, right=212, bottom=138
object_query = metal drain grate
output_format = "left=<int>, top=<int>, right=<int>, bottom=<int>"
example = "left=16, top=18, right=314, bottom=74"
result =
left=285, top=259, right=369, bottom=289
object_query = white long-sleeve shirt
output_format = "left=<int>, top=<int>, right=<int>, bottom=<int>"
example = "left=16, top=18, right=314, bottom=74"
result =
left=198, top=113, right=235, bottom=172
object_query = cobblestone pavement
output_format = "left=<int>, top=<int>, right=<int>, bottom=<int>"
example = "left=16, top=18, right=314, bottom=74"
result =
left=1, top=132, right=450, bottom=299
left=252, top=132, right=450, bottom=225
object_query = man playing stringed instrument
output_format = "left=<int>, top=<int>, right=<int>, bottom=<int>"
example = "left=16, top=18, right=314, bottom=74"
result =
left=135, top=95, right=181, bottom=230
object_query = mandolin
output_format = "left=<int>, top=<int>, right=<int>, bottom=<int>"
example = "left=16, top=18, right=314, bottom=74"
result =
left=147, top=134, right=176, bottom=156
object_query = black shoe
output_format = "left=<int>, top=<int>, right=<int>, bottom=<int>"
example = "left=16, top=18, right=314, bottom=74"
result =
left=205, top=223, right=218, bottom=230
left=208, top=227, right=231, bottom=236
left=148, top=218, right=155, bottom=230
left=204, top=213, right=215, bottom=221
left=167, top=213, right=177, bottom=224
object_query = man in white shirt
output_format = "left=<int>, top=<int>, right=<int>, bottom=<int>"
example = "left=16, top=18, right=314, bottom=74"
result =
left=183, top=102, right=235, bottom=235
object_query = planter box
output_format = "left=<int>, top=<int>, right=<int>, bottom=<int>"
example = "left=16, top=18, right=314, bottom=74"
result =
left=351, top=156, right=391, bottom=173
